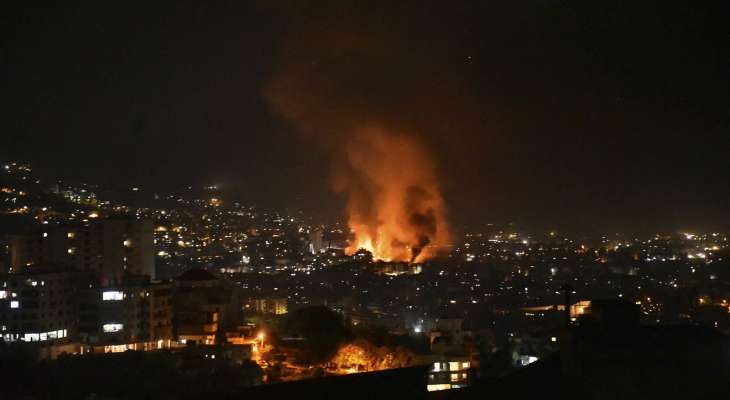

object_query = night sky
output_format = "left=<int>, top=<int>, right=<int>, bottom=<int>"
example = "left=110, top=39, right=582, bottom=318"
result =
left=2, top=1, right=729, bottom=235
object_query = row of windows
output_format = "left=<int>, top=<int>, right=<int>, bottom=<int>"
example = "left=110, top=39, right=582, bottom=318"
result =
left=1, top=329, right=68, bottom=342
left=2, top=322, right=73, bottom=331
left=2, top=278, right=72, bottom=289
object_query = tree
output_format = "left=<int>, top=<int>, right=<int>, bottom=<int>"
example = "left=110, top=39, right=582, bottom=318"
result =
left=282, top=306, right=350, bottom=363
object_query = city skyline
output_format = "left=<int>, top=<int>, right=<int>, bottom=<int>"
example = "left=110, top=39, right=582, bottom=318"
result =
left=3, top=2, right=730, bottom=398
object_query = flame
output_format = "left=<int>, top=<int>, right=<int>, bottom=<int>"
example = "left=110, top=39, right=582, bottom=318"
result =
left=338, top=127, right=450, bottom=263
left=263, top=25, right=452, bottom=263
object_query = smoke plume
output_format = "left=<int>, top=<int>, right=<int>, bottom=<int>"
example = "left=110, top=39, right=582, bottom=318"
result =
left=335, top=127, right=449, bottom=262
left=264, top=16, right=452, bottom=262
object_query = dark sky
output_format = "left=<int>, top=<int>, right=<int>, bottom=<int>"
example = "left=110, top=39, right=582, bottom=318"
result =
left=2, top=1, right=729, bottom=235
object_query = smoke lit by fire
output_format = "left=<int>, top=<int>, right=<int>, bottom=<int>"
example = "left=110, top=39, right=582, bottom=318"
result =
left=337, top=127, right=449, bottom=262
left=264, top=20, right=453, bottom=263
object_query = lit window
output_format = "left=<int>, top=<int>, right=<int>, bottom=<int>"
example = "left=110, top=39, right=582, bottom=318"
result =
left=450, top=373, right=459, bottom=382
left=123, top=239, right=132, bottom=247
left=68, top=247, right=76, bottom=255
left=103, top=323, right=123, bottom=333
left=427, top=384, right=452, bottom=392
left=449, top=362, right=460, bottom=371
left=102, top=291, right=124, bottom=301
left=67, top=232, right=75, bottom=239
left=10, top=301, right=19, bottom=309
left=22, top=333, right=40, bottom=342
left=105, top=344, right=128, bottom=353
left=0, top=290, right=6, bottom=299
left=461, top=362, right=469, bottom=369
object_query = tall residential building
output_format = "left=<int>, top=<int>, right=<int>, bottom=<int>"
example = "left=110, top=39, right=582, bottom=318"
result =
left=8, top=217, right=155, bottom=285
left=0, top=265, right=82, bottom=358
left=308, top=228, right=324, bottom=254
left=173, top=269, right=242, bottom=345
left=77, top=278, right=174, bottom=353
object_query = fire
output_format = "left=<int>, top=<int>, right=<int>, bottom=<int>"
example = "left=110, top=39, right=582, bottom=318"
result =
left=337, top=127, right=450, bottom=263
left=263, top=27, right=451, bottom=263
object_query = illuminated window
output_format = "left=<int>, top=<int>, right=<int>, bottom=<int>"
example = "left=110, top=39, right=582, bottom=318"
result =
left=68, top=247, right=76, bottom=255
left=123, top=239, right=132, bottom=247
left=67, top=232, right=75, bottom=239
left=22, top=333, right=40, bottom=342
left=450, top=373, right=459, bottom=382
left=102, top=291, right=124, bottom=301
left=10, top=301, right=19, bottom=309
left=461, top=362, right=470, bottom=369
left=105, top=344, right=129, bottom=353
left=449, top=362, right=460, bottom=371
left=427, top=384, right=452, bottom=392
left=0, top=290, right=6, bottom=299
left=103, top=323, right=123, bottom=333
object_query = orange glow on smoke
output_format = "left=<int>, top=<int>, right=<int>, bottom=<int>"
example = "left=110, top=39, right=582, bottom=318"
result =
left=338, top=127, right=450, bottom=263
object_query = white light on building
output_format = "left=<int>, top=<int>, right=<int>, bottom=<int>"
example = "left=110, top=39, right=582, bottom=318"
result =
left=102, top=291, right=124, bottom=301
left=103, top=323, right=124, bottom=333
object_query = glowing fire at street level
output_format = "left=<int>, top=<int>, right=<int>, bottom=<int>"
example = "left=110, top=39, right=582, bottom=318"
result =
left=346, top=228, right=420, bottom=263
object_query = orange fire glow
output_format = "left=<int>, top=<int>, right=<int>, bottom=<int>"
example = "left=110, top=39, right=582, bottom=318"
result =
left=337, top=127, right=450, bottom=263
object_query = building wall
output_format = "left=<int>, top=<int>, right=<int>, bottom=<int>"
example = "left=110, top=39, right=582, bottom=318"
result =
left=0, top=269, right=79, bottom=344
left=78, top=282, right=173, bottom=346
left=252, top=298, right=288, bottom=315
left=8, top=218, right=155, bottom=285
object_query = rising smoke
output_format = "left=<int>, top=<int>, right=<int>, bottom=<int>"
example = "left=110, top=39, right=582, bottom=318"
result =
left=335, top=127, right=449, bottom=262
left=264, top=16, right=452, bottom=262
